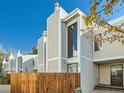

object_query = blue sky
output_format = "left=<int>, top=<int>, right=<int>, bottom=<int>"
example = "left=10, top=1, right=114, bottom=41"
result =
left=0, top=0, right=124, bottom=53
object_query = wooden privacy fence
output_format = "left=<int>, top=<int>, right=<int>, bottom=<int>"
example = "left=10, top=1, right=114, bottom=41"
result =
left=0, top=74, right=10, bottom=84
left=11, top=73, right=80, bottom=93
left=0, top=79, right=10, bottom=84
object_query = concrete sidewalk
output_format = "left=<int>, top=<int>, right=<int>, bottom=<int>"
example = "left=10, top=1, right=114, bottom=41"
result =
left=1, top=86, right=124, bottom=93
left=0, top=85, right=10, bottom=93
left=91, top=89, right=124, bottom=93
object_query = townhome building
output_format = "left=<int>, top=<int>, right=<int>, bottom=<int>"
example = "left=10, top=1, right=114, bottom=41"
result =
left=8, top=52, right=16, bottom=73
left=38, top=3, right=85, bottom=73
left=93, top=16, right=124, bottom=88
left=37, top=31, right=47, bottom=72
left=37, top=3, right=124, bottom=93
left=3, top=50, right=38, bottom=73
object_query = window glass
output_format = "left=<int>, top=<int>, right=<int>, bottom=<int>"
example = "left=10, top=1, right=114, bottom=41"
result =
left=94, top=33, right=102, bottom=51
left=18, top=57, right=22, bottom=71
left=67, top=63, right=78, bottom=73
left=68, top=22, right=77, bottom=58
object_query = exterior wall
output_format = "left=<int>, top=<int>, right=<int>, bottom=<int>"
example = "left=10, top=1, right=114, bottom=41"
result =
left=9, top=59, right=16, bottom=72
left=33, top=55, right=38, bottom=70
left=48, top=59, right=59, bottom=72
left=16, top=56, right=23, bottom=72
left=23, top=58, right=34, bottom=71
left=37, top=36, right=46, bottom=72
left=47, top=9, right=60, bottom=72
left=38, top=37, right=44, bottom=65
left=37, top=5, right=124, bottom=92
left=5, top=63, right=9, bottom=72
left=94, top=64, right=99, bottom=85
left=37, top=64, right=44, bottom=72
left=81, top=58, right=95, bottom=93
left=99, top=64, right=110, bottom=85
left=63, top=15, right=80, bottom=72
left=93, top=16, right=124, bottom=61
left=61, top=22, right=67, bottom=72
left=5, top=53, right=38, bottom=73
left=80, top=15, right=95, bottom=93
left=59, top=8, right=68, bottom=72
left=98, top=62, right=124, bottom=86
left=94, top=41, right=124, bottom=61
left=22, top=55, right=38, bottom=71
left=47, top=7, right=68, bottom=72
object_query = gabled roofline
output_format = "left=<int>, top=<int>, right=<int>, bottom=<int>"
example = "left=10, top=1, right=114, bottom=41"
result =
left=38, top=30, right=47, bottom=42
left=63, top=8, right=86, bottom=22
left=47, top=6, right=68, bottom=21
left=108, top=15, right=124, bottom=24
left=42, top=31, right=47, bottom=36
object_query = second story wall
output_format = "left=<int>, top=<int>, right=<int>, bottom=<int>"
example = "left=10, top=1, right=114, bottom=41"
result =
left=37, top=33, right=46, bottom=72
left=93, top=16, right=124, bottom=61
left=47, top=10, right=60, bottom=60
left=38, top=37, right=44, bottom=65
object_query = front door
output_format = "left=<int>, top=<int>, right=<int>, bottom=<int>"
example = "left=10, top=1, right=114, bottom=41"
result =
left=111, top=64, right=123, bottom=86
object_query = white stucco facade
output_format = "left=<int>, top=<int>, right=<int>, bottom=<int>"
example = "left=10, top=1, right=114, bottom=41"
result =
left=3, top=50, right=38, bottom=73
left=37, top=3, right=124, bottom=93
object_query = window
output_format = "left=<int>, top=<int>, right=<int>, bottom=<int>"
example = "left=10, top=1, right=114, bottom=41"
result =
left=67, top=63, right=78, bottom=73
left=68, top=22, right=77, bottom=58
left=18, top=57, right=23, bottom=70
left=111, top=64, right=123, bottom=86
left=33, top=60, right=35, bottom=66
left=94, top=33, right=102, bottom=51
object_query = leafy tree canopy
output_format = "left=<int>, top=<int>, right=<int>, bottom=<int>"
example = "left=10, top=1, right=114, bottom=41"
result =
left=83, top=0, right=124, bottom=44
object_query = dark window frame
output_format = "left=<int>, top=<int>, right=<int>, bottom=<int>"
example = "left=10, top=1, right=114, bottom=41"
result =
left=68, top=22, right=78, bottom=58
left=110, top=64, right=123, bottom=86
left=67, top=63, right=78, bottom=73
left=94, top=33, right=102, bottom=52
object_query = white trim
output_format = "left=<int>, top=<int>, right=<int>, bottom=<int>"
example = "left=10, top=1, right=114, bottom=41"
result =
left=78, top=15, right=82, bottom=74
left=108, top=15, right=124, bottom=24
left=64, top=8, right=85, bottom=22
left=46, top=18, right=48, bottom=72
left=80, top=56, right=92, bottom=61
left=37, top=64, right=44, bottom=66
left=67, top=17, right=78, bottom=27
left=48, top=57, right=59, bottom=62
left=63, top=57, right=79, bottom=61
left=93, top=55, right=124, bottom=62
left=59, top=10, right=62, bottom=72
left=77, top=16, right=80, bottom=59
left=16, top=58, right=18, bottom=73
left=65, top=61, right=79, bottom=64
left=66, top=22, right=68, bottom=58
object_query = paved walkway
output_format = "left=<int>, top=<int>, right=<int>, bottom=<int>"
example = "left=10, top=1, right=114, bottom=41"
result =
left=0, top=85, right=10, bottom=93
left=91, top=89, right=124, bottom=93
left=0, top=86, right=124, bottom=93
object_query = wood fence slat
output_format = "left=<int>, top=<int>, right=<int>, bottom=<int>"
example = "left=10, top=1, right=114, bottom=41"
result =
left=11, top=73, right=80, bottom=93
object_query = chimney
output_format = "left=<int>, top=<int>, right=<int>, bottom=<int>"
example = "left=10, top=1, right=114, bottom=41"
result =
left=54, top=2, right=60, bottom=11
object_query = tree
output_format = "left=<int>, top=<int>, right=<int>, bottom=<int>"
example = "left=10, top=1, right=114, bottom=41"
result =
left=0, top=48, right=4, bottom=73
left=24, top=47, right=38, bottom=55
left=82, top=0, right=124, bottom=44
left=31, top=47, right=38, bottom=54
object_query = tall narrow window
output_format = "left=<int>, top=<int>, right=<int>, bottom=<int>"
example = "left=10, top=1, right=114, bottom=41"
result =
left=94, top=33, right=102, bottom=51
left=68, top=22, right=77, bottom=58
left=18, top=57, right=23, bottom=71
